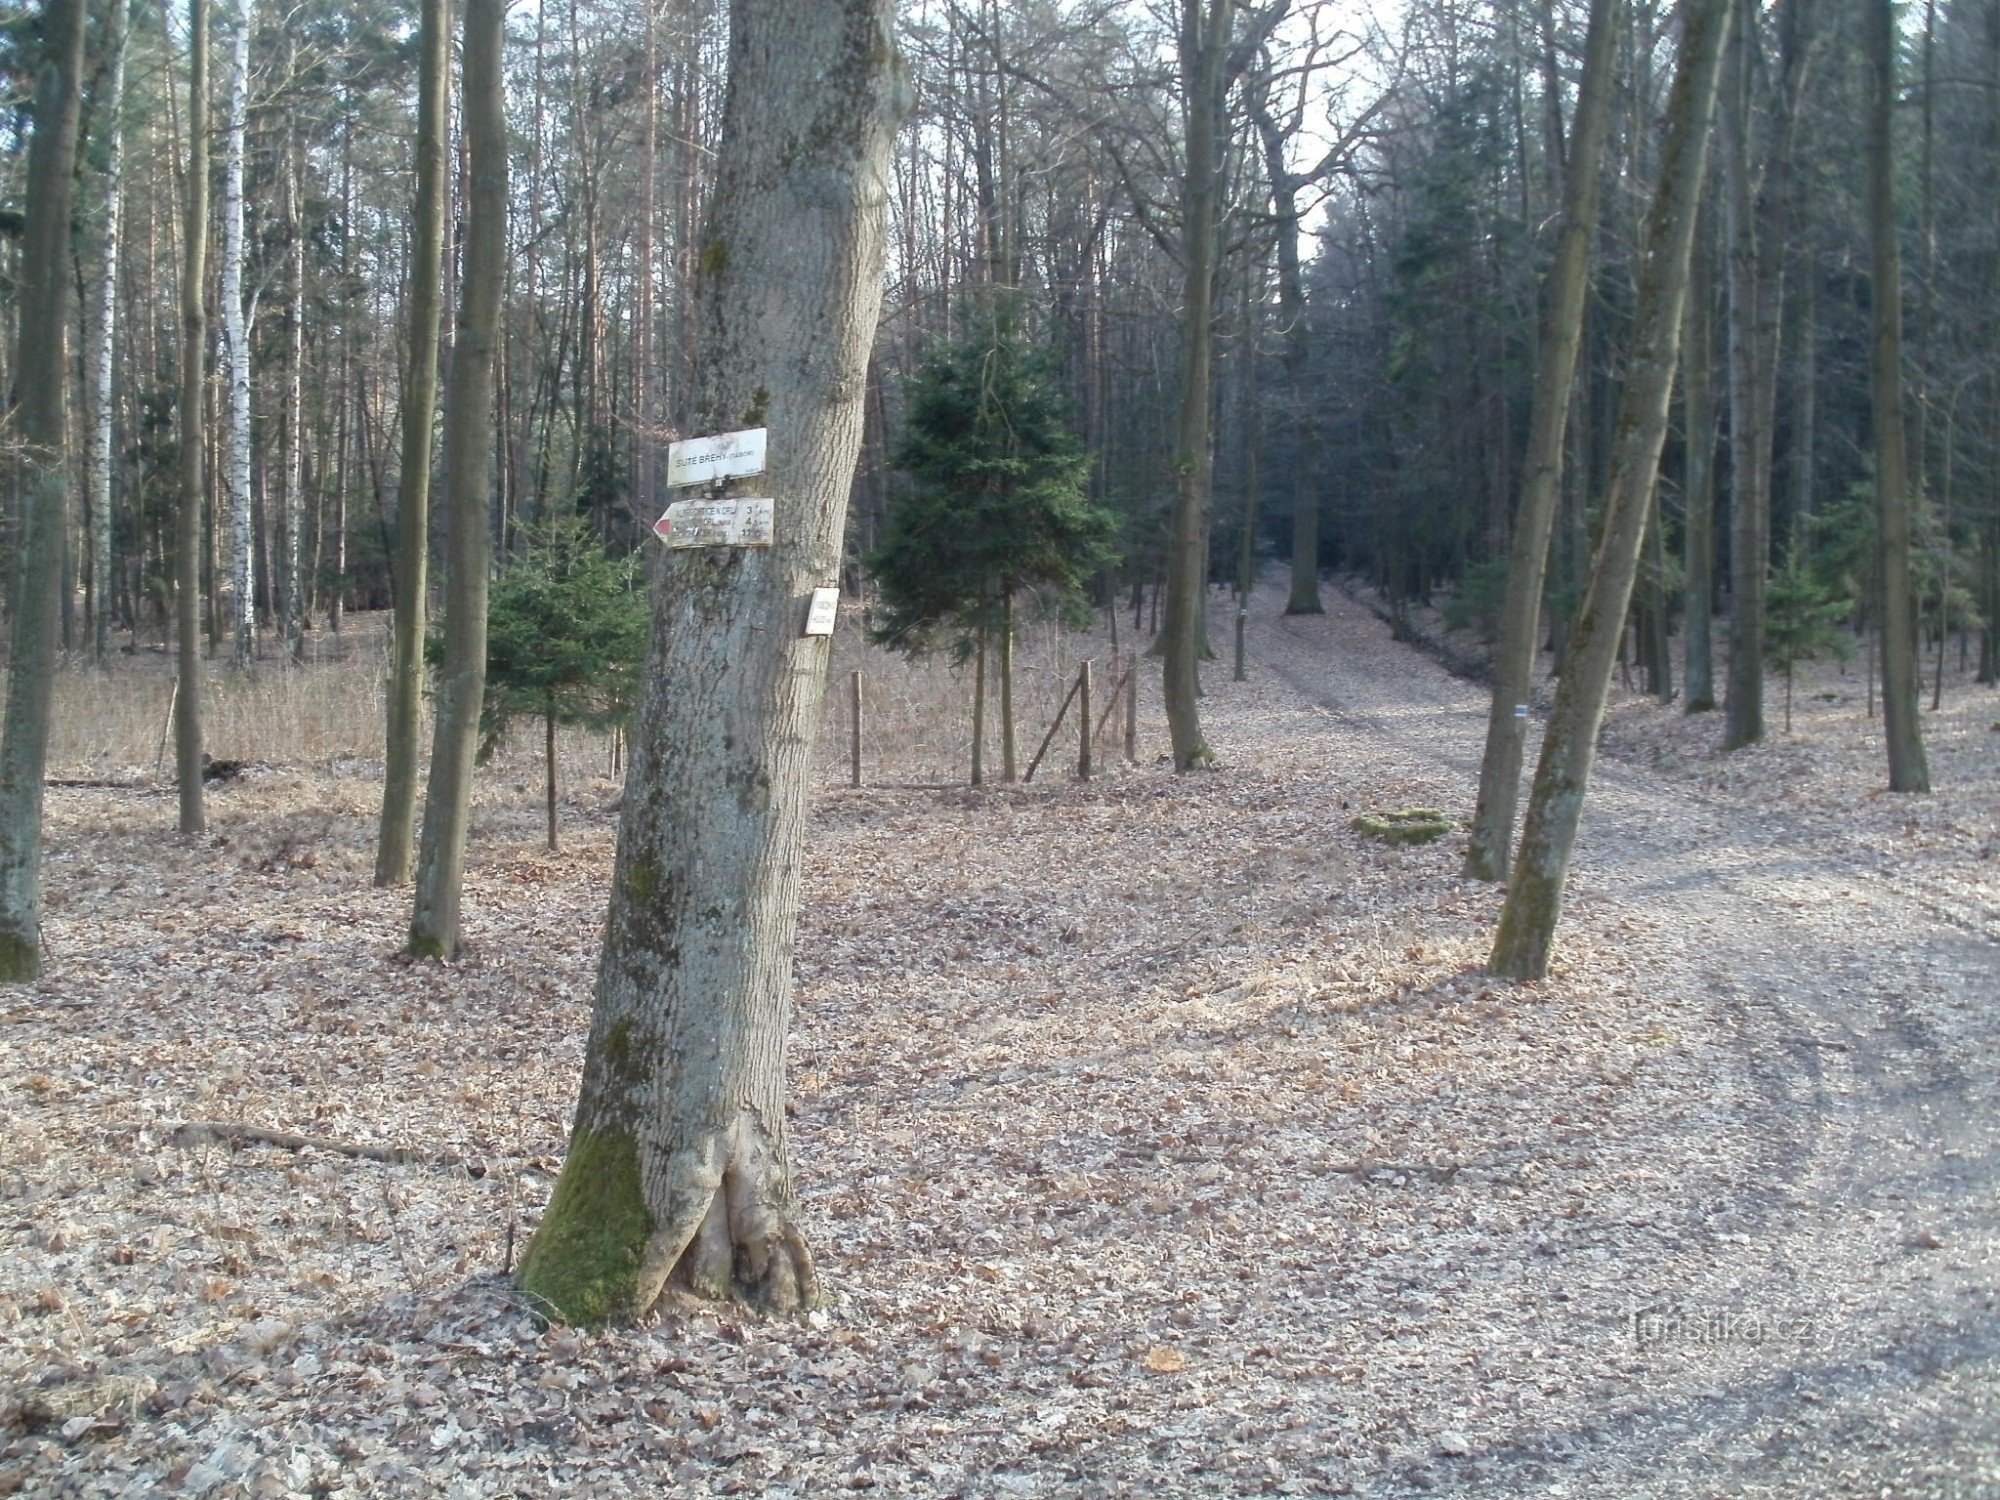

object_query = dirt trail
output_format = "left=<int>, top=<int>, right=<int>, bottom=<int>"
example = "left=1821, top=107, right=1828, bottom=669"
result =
left=1251, top=582, right=2000, bottom=1495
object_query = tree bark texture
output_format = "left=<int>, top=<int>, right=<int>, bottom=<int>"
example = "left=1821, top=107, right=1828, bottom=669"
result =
left=0, top=0, right=88, bottom=980
left=408, top=0, right=504, bottom=957
left=176, top=0, right=212, bottom=836
left=376, top=0, right=451, bottom=887
left=1869, top=0, right=1932, bottom=792
left=1489, top=0, right=1730, bottom=980
left=1462, top=0, right=1623, bottom=883
left=517, top=0, right=907, bottom=1325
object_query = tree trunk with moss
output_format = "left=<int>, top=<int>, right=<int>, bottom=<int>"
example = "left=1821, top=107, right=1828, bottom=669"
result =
left=408, top=0, right=503, bottom=958
left=517, top=0, right=906, bottom=1325
left=1489, top=0, right=1730, bottom=980
left=0, top=0, right=88, bottom=981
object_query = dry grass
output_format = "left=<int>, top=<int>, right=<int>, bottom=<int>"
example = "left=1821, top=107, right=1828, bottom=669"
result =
left=28, top=600, right=1155, bottom=794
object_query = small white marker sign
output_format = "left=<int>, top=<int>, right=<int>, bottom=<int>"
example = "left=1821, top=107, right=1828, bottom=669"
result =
left=1514, top=703, right=1529, bottom=719
left=652, top=496, right=775, bottom=549
left=666, top=427, right=767, bottom=488
left=803, top=587, right=840, bottom=637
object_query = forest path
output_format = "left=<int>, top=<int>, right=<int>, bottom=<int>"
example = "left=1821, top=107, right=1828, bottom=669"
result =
left=1244, top=577, right=2000, bottom=1495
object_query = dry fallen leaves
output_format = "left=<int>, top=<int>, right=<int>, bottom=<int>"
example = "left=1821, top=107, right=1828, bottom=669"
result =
left=0, top=584, right=1993, bottom=1496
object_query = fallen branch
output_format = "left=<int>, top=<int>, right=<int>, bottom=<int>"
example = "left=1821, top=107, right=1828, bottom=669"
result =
left=167, top=1121, right=433, bottom=1165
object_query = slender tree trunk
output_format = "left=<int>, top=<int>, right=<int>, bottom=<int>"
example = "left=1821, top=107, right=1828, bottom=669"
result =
left=220, top=0, right=254, bottom=666
left=1870, top=0, right=1931, bottom=792
left=1683, top=223, right=1719, bottom=710
left=1255, top=111, right=1320, bottom=617
left=88, top=0, right=129, bottom=669
left=1489, top=0, right=1730, bottom=978
left=408, top=0, right=505, bottom=958
left=0, top=0, right=88, bottom=980
left=517, top=0, right=906, bottom=1326
left=1720, top=0, right=1806, bottom=750
left=176, top=0, right=211, bottom=835
left=1463, top=0, right=1622, bottom=882
left=376, top=0, right=451, bottom=887
left=1161, top=0, right=1232, bottom=771
left=281, top=129, right=305, bottom=661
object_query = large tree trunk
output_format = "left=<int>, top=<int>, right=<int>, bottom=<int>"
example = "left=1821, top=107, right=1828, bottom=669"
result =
left=1462, top=0, right=1622, bottom=883
left=1869, top=0, right=1932, bottom=792
left=176, top=0, right=212, bottom=836
left=0, top=0, right=88, bottom=980
left=376, top=0, right=451, bottom=887
left=220, top=0, right=254, bottom=666
left=1489, top=0, right=1730, bottom=979
left=88, top=0, right=129, bottom=668
left=408, top=0, right=504, bottom=958
left=517, top=0, right=906, bottom=1325
left=1160, top=0, right=1230, bottom=771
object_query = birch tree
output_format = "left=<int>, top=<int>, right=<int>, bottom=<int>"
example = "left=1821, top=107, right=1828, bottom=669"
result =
left=517, top=0, right=908, bottom=1324
left=408, top=0, right=505, bottom=958
left=88, top=0, right=131, bottom=667
left=1488, top=0, right=1731, bottom=979
left=220, top=0, right=255, bottom=666
left=0, top=0, right=89, bottom=981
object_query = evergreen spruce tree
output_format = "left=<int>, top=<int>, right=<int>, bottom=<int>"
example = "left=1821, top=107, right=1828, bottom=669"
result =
left=469, top=517, right=649, bottom=851
left=868, top=305, right=1117, bottom=782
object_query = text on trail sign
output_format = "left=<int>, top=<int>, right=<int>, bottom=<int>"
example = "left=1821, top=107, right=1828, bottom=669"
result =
left=666, top=427, right=767, bottom=488
left=653, top=496, right=775, bottom=549
left=803, top=587, right=840, bottom=637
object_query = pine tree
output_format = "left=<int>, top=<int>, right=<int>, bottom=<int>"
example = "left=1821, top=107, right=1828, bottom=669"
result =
left=1762, top=552, right=1850, bottom=732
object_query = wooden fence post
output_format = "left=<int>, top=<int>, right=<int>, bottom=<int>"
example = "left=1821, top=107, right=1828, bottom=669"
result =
left=1023, top=669, right=1086, bottom=783
left=1124, top=651, right=1138, bottom=763
left=849, top=669, right=863, bottom=788
left=1078, top=660, right=1093, bottom=780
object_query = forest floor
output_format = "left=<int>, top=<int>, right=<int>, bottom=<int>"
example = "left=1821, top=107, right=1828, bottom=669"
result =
left=3, top=581, right=1996, bottom=1498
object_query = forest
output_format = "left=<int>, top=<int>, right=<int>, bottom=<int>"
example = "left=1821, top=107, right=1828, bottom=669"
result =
left=0, top=0, right=1995, bottom=1493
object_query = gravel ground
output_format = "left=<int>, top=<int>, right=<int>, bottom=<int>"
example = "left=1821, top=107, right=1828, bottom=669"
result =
left=2, top=581, right=1994, bottom=1497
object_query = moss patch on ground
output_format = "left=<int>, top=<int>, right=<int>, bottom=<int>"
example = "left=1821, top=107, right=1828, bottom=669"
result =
left=1351, top=807, right=1452, bottom=847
